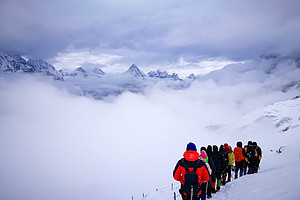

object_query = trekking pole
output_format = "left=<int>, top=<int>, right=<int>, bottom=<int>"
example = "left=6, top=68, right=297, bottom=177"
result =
left=174, top=192, right=176, bottom=200
left=190, top=186, right=193, bottom=200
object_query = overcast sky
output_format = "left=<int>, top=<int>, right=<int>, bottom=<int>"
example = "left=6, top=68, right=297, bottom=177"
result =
left=1, top=0, right=300, bottom=75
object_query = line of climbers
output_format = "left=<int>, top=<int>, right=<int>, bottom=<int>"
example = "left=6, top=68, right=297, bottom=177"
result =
left=173, top=141, right=262, bottom=200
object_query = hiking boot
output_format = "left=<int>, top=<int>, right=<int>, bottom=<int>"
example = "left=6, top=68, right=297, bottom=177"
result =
left=207, top=194, right=212, bottom=199
left=222, top=176, right=226, bottom=185
left=227, top=176, right=231, bottom=182
left=200, top=193, right=206, bottom=200
left=211, top=182, right=216, bottom=193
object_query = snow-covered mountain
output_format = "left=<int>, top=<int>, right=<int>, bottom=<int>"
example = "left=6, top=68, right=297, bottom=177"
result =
left=60, top=66, right=105, bottom=78
left=0, top=52, right=22, bottom=73
left=187, top=73, right=196, bottom=80
left=147, top=70, right=181, bottom=80
left=126, top=64, right=145, bottom=78
left=200, top=52, right=300, bottom=92
left=0, top=52, right=64, bottom=80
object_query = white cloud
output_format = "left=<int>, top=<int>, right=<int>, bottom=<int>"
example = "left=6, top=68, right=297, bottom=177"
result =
left=1, top=0, right=300, bottom=64
left=51, top=48, right=123, bottom=70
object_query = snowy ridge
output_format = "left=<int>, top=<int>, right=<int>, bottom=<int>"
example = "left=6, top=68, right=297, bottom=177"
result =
left=142, top=96, right=300, bottom=200
left=0, top=52, right=63, bottom=80
left=147, top=70, right=181, bottom=80
left=262, top=96, right=300, bottom=132
left=200, top=52, right=300, bottom=92
left=230, top=96, right=300, bottom=133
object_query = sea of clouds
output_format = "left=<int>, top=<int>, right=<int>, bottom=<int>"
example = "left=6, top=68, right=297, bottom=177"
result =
left=0, top=57, right=299, bottom=200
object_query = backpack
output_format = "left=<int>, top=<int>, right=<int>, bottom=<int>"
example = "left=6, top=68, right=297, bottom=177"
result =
left=209, top=153, right=219, bottom=172
left=228, top=152, right=235, bottom=166
left=219, top=151, right=228, bottom=170
left=182, top=159, right=200, bottom=199
left=245, top=146, right=253, bottom=159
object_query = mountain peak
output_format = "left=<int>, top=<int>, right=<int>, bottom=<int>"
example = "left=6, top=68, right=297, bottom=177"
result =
left=188, top=73, right=196, bottom=80
left=147, top=70, right=181, bottom=80
left=93, top=67, right=105, bottom=75
left=126, top=64, right=145, bottom=78
left=0, top=52, right=64, bottom=80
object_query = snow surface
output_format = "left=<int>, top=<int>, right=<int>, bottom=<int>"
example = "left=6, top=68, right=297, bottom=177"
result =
left=0, top=54, right=300, bottom=200
left=143, top=97, right=300, bottom=200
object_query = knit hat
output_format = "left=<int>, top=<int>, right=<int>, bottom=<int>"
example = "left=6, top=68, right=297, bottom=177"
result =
left=224, top=143, right=228, bottom=147
left=225, top=145, right=232, bottom=153
left=186, top=142, right=197, bottom=151
left=200, top=150, right=207, bottom=159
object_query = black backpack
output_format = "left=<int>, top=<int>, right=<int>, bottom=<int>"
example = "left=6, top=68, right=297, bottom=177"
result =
left=181, top=159, right=200, bottom=199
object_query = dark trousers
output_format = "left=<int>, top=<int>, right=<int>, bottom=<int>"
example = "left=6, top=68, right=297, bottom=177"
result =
left=206, top=178, right=212, bottom=196
left=254, top=157, right=261, bottom=173
left=235, top=160, right=244, bottom=174
left=226, top=165, right=232, bottom=178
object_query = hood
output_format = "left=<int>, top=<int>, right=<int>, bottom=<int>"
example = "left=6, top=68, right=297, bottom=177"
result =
left=237, top=141, right=243, bottom=148
left=183, top=150, right=200, bottom=161
left=213, top=145, right=218, bottom=153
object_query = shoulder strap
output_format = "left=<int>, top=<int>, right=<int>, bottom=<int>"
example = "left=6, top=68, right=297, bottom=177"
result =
left=181, top=158, right=200, bottom=172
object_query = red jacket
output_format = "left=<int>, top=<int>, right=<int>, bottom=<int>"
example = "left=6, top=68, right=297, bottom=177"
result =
left=173, top=150, right=210, bottom=186
left=234, top=147, right=244, bottom=162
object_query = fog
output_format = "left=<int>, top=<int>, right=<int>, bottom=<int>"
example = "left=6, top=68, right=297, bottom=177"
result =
left=0, top=68, right=298, bottom=199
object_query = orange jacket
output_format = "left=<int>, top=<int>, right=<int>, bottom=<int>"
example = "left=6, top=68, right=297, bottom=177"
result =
left=173, top=150, right=210, bottom=186
left=234, top=147, right=244, bottom=162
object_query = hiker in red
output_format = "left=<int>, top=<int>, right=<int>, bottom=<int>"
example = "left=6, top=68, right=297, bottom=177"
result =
left=173, top=142, right=210, bottom=200
left=234, top=141, right=245, bottom=179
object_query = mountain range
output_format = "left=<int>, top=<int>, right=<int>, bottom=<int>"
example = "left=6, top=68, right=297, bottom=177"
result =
left=1, top=51, right=300, bottom=100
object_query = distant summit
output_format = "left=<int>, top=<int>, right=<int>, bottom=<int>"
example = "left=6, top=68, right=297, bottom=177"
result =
left=147, top=70, right=181, bottom=80
left=187, top=73, right=196, bottom=80
left=126, top=64, right=145, bottom=78
left=0, top=52, right=18, bottom=73
left=93, top=67, right=105, bottom=76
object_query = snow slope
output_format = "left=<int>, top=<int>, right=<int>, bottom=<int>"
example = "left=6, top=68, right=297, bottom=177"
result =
left=144, top=97, right=300, bottom=200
